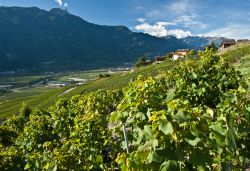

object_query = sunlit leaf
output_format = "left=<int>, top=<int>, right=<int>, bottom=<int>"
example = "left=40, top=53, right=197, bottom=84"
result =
left=159, top=122, right=173, bottom=135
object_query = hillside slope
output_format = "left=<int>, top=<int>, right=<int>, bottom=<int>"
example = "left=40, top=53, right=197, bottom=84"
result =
left=0, top=6, right=189, bottom=72
left=1, top=50, right=249, bottom=170
left=1, top=43, right=250, bottom=118
left=217, top=42, right=250, bottom=78
left=0, top=60, right=178, bottom=118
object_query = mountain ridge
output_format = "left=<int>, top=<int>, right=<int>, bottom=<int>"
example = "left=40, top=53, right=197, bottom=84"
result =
left=0, top=6, right=190, bottom=72
left=180, top=36, right=225, bottom=49
left=0, top=6, right=227, bottom=73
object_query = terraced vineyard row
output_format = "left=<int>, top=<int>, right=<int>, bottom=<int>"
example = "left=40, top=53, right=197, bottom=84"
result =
left=1, top=50, right=249, bottom=170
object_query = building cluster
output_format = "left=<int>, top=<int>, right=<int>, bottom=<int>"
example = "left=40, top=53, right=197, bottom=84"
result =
left=154, top=56, right=166, bottom=64
left=144, top=49, right=190, bottom=65
left=0, top=85, right=13, bottom=90
left=172, top=49, right=189, bottom=60
left=144, top=56, right=165, bottom=65
left=156, top=49, right=190, bottom=62
left=220, top=39, right=250, bottom=50
left=47, top=78, right=90, bottom=87
left=47, top=81, right=70, bottom=87
left=152, top=38, right=250, bottom=63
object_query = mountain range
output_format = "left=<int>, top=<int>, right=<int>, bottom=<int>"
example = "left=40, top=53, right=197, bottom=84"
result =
left=181, top=36, right=225, bottom=49
left=0, top=7, right=225, bottom=72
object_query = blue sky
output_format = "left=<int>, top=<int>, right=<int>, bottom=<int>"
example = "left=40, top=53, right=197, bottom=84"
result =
left=0, top=0, right=250, bottom=39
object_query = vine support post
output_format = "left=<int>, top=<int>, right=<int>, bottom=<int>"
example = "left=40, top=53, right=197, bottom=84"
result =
left=122, top=124, right=129, bottom=153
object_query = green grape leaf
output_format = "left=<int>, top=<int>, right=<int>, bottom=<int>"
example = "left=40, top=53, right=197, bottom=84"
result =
left=96, top=155, right=103, bottom=163
left=226, top=128, right=237, bottom=152
left=209, top=123, right=225, bottom=136
left=160, top=160, right=179, bottom=171
left=52, top=165, right=58, bottom=171
left=24, top=163, right=30, bottom=170
left=143, top=125, right=153, bottom=139
left=147, top=151, right=162, bottom=163
left=185, top=137, right=201, bottom=146
left=159, top=122, right=173, bottom=135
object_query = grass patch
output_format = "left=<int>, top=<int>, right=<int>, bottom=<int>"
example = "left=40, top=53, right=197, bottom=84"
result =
left=217, top=42, right=250, bottom=63
left=0, top=87, right=66, bottom=118
left=60, top=59, right=178, bottom=99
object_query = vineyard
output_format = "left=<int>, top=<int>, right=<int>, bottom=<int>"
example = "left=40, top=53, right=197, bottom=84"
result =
left=0, top=49, right=249, bottom=170
left=0, top=59, right=178, bottom=119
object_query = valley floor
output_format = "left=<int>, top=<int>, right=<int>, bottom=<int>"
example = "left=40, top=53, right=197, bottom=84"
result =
left=0, top=61, right=177, bottom=119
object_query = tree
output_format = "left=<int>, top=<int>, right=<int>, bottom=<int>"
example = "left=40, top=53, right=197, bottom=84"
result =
left=19, top=103, right=31, bottom=119
left=186, top=49, right=197, bottom=59
left=165, top=52, right=174, bottom=59
left=99, top=73, right=111, bottom=79
left=210, top=41, right=216, bottom=49
left=206, top=41, right=217, bottom=51
left=134, top=57, right=146, bottom=68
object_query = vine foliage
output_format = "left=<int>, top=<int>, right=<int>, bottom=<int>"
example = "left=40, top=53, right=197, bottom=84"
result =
left=0, top=50, right=249, bottom=170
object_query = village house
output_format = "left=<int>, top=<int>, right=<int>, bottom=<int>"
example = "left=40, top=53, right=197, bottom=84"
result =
left=237, top=39, right=249, bottom=43
left=172, top=54, right=179, bottom=60
left=172, top=49, right=189, bottom=60
left=220, top=39, right=236, bottom=49
left=176, top=49, right=189, bottom=56
left=144, top=59, right=153, bottom=66
left=154, top=56, right=165, bottom=64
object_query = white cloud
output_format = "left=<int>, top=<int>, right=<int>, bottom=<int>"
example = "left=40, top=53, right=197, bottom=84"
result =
left=54, top=0, right=68, bottom=8
left=174, top=15, right=207, bottom=29
left=196, top=34, right=206, bottom=37
left=136, top=18, right=146, bottom=23
left=169, top=0, right=190, bottom=15
left=156, top=22, right=176, bottom=26
left=135, top=21, right=191, bottom=38
left=175, top=15, right=194, bottom=23
left=205, top=23, right=250, bottom=39
left=168, top=29, right=192, bottom=38
left=54, top=0, right=63, bottom=6
left=135, top=22, right=167, bottom=37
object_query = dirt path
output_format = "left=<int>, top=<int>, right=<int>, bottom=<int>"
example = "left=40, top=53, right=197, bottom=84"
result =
left=58, top=87, right=77, bottom=97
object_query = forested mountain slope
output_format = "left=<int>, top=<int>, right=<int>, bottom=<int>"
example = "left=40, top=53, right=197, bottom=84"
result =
left=0, top=7, right=189, bottom=72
